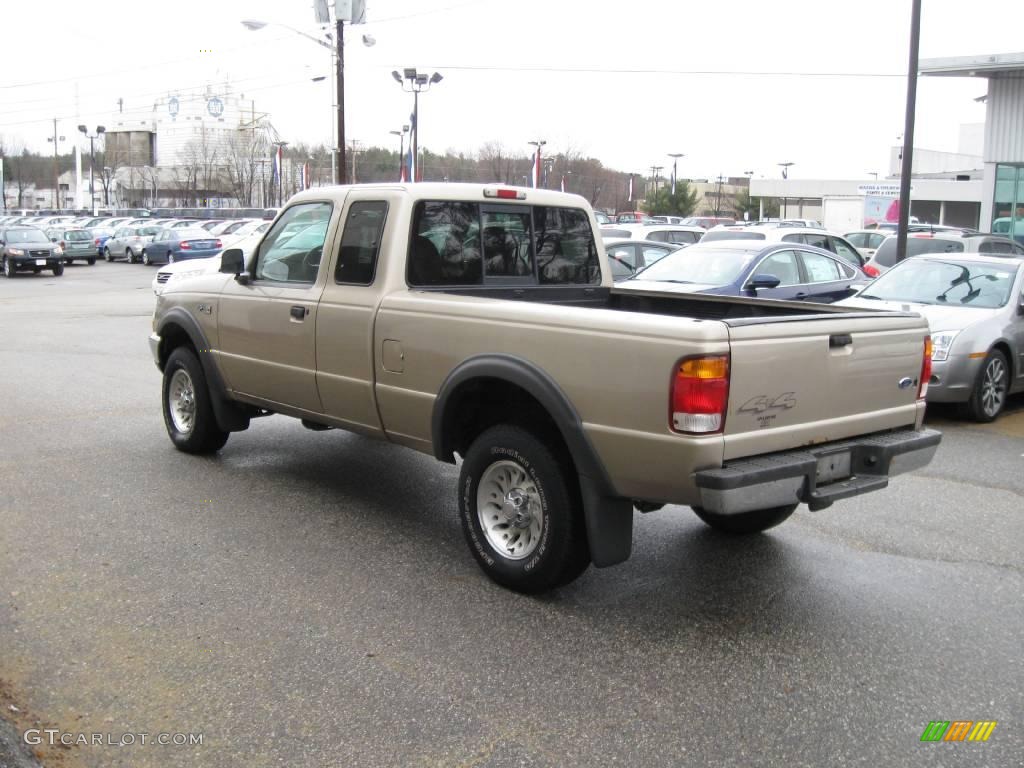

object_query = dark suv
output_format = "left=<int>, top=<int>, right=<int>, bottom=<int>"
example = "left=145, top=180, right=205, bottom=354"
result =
left=0, top=227, right=65, bottom=277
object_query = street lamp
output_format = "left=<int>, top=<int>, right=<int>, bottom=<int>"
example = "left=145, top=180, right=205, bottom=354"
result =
left=777, top=162, right=794, bottom=220
left=392, top=68, right=443, bottom=182
left=78, top=124, right=105, bottom=215
left=667, top=153, right=684, bottom=195
left=390, top=125, right=409, bottom=181
left=243, top=18, right=375, bottom=184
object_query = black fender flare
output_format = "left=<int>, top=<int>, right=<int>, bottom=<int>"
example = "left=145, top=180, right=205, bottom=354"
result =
left=432, top=354, right=633, bottom=568
left=155, top=308, right=250, bottom=432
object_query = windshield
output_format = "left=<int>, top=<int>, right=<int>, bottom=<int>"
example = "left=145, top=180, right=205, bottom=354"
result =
left=701, top=230, right=765, bottom=242
left=859, top=260, right=1018, bottom=308
left=67, top=230, right=91, bottom=241
left=6, top=229, right=48, bottom=244
left=626, top=246, right=754, bottom=285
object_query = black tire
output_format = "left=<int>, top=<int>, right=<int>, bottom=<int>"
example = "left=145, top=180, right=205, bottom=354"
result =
left=32, top=267, right=42, bottom=274
left=161, top=347, right=230, bottom=454
left=142, top=250, right=151, bottom=266
left=104, top=248, right=113, bottom=262
left=963, top=349, right=1009, bottom=423
left=168, top=252, right=176, bottom=264
left=52, top=265, right=64, bottom=276
left=125, top=248, right=135, bottom=264
left=3, top=257, right=15, bottom=277
left=64, top=258, right=72, bottom=265
left=691, top=504, right=797, bottom=535
left=87, top=257, right=96, bottom=265
left=458, top=424, right=590, bottom=593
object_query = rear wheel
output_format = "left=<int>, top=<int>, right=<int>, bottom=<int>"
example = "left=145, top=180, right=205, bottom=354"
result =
left=964, top=349, right=1009, bottom=422
left=125, top=248, right=136, bottom=264
left=3, top=257, right=15, bottom=277
left=142, top=250, right=151, bottom=266
left=161, top=347, right=229, bottom=454
left=458, top=424, right=590, bottom=593
left=104, top=248, right=113, bottom=262
left=168, top=252, right=176, bottom=264
left=691, top=504, right=797, bottom=535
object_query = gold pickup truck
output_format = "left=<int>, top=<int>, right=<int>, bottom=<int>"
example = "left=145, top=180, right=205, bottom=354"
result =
left=150, top=184, right=941, bottom=593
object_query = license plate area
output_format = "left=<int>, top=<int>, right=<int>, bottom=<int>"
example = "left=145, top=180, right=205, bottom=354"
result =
left=35, top=259, right=47, bottom=266
left=816, top=451, right=852, bottom=484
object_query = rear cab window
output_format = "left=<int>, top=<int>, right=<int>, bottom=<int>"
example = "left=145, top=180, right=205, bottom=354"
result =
left=408, top=201, right=600, bottom=287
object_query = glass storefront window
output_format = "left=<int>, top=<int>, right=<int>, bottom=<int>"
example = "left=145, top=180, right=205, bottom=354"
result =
left=992, top=164, right=1024, bottom=244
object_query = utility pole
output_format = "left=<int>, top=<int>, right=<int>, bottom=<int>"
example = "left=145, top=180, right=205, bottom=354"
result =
left=896, top=0, right=922, bottom=263
left=715, top=174, right=725, bottom=217
left=47, top=119, right=65, bottom=209
left=336, top=17, right=346, bottom=183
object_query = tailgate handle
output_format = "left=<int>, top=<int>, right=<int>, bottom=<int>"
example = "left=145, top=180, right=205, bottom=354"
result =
left=829, top=333, right=853, bottom=348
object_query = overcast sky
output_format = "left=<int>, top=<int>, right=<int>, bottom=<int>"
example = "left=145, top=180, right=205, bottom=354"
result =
left=2, top=0, right=1021, bottom=181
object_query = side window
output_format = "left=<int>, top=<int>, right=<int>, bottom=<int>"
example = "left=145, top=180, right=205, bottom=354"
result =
left=978, top=241, right=995, bottom=253
left=983, top=240, right=1013, bottom=255
left=830, top=237, right=863, bottom=267
left=409, top=201, right=481, bottom=286
left=802, top=233, right=830, bottom=250
left=669, top=231, right=699, bottom=244
left=800, top=251, right=843, bottom=283
left=781, top=233, right=803, bottom=244
left=335, top=201, right=387, bottom=285
left=647, top=230, right=670, bottom=243
left=606, top=244, right=638, bottom=269
left=757, top=250, right=801, bottom=285
left=534, top=206, right=600, bottom=285
left=254, top=201, right=332, bottom=284
left=641, top=245, right=672, bottom=265
left=482, top=209, right=533, bottom=278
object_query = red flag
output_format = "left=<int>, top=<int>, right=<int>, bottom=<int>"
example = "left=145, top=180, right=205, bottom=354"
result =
left=627, top=174, right=634, bottom=202
left=531, top=145, right=542, bottom=188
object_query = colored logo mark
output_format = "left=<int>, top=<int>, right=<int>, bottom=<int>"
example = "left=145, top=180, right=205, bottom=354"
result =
left=920, top=720, right=997, bottom=742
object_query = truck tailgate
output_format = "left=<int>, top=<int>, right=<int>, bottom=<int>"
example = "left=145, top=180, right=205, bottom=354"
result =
left=723, top=313, right=928, bottom=461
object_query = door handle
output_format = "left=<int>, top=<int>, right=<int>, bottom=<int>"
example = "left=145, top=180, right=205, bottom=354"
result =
left=794, top=292, right=808, bottom=299
left=290, top=305, right=308, bottom=320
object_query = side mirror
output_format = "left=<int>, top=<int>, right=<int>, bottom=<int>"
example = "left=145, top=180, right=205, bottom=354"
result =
left=220, top=248, right=250, bottom=285
left=746, top=273, right=782, bottom=291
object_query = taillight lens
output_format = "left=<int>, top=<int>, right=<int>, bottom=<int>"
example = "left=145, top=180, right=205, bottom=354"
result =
left=918, top=336, right=932, bottom=399
left=180, top=241, right=191, bottom=250
left=671, top=355, right=729, bottom=434
left=213, top=239, right=222, bottom=248
left=862, top=263, right=879, bottom=277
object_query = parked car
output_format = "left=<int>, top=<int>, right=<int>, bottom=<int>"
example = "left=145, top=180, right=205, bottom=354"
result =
left=862, top=232, right=1023, bottom=276
left=701, top=224, right=867, bottom=271
left=609, top=224, right=705, bottom=247
left=681, top=216, right=735, bottom=228
left=0, top=227, right=64, bottom=276
left=616, top=241, right=868, bottom=303
left=603, top=238, right=681, bottom=280
left=142, top=228, right=224, bottom=265
left=837, top=254, right=1024, bottom=421
left=614, top=211, right=654, bottom=224
left=103, top=226, right=161, bottom=262
left=44, top=227, right=97, bottom=265
left=220, top=220, right=270, bottom=248
left=594, top=211, right=611, bottom=225
left=844, top=230, right=889, bottom=260
left=152, top=232, right=265, bottom=294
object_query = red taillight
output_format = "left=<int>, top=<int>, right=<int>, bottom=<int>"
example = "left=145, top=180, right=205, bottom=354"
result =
left=213, top=239, right=222, bottom=248
left=94, top=238, right=101, bottom=246
left=60, top=240, right=66, bottom=248
left=862, top=263, right=880, bottom=277
left=918, top=336, right=932, bottom=399
left=180, top=241, right=191, bottom=250
left=670, top=355, right=730, bottom=434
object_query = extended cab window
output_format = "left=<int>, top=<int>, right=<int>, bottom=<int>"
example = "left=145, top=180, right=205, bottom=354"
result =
left=255, top=202, right=332, bottom=284
left=409, top=201, right=482, bottom=286
left=335, top=201, right=387, bottom=285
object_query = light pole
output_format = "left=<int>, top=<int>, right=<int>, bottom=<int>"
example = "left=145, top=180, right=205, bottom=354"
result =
left=78, top=124, right=105, bottom=215
left=243, top=19, right=375, bottom=184
left=777, top=162, right=794, bottom=220
left=528, top=139, right=544, bottom=187
left=390, top=125, right=409, bottom=181
left=667, top=153, right=684, bottom=195
left=392, top=69, right=443, bottom=182
left=47, top=119, right=65, bottom=209
left=272, top=141, right=289, bottom=206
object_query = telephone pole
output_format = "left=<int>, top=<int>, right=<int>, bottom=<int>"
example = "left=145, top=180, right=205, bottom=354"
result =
left=47, top=119, right=65, bottom=209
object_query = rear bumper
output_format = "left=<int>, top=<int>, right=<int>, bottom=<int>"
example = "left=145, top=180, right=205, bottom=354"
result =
left=694, top=427, right=941, bottom=514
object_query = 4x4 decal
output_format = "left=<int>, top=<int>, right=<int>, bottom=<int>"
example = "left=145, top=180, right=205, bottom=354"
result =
left=738, top=392, right=797, bottom=414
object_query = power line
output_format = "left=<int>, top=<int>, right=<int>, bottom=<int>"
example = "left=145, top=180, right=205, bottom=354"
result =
left=381, top=64, right=905, bottom=78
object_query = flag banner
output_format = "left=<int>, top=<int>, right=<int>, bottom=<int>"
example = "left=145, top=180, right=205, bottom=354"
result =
left=531, top=146, right=542, bottom=188
left=627, top=174, right=634, bottom=202
left=272, top=145, right=282, bottom=182
left=302, top=162, right=311, bottom=190
left=671, top=167, right=677, bottom=196
left=560, top=175, right=566, bottom=193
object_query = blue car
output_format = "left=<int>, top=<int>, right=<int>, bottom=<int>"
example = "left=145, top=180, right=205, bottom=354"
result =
left=141, top=227, right=224, bottom=266
left=616, top=240, right=868, bottom=303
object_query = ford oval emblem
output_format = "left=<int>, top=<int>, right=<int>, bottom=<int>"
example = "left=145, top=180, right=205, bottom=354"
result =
left=898, top=377, right=914, bottom=389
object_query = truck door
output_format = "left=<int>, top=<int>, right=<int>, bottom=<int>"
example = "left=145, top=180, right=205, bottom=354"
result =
left=217, top=200, right=336, bottom=413
left=315, top=191, right=399, bottom=435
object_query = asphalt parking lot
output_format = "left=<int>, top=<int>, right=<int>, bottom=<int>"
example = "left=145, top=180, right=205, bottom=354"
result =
left=1, top=262, right=1021, bottom=768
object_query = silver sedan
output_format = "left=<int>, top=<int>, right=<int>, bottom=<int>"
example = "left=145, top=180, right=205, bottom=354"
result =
left=103, top=226, right=160, bottom=263
left=837, top=254, right=1024, bottom=421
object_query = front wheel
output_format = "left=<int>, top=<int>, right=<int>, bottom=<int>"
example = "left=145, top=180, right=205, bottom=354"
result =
left=458, top=425, right=590, bottom=593
left=52, top=264, right=64, bottom=276
left=3, top=257, right=15, bottom=277
left=125, top=248, right=136, bottom=264
left=104, top=248, right=113, bottom=262
left=142, top=250, right=151, bottom=266
left=964, top=349, right=1009, bottom=422
left=87, top=257, right=96, bottom=265
left=162, top=347, right=229, bottom=454
left=691, top=504, right=797, bottom=535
